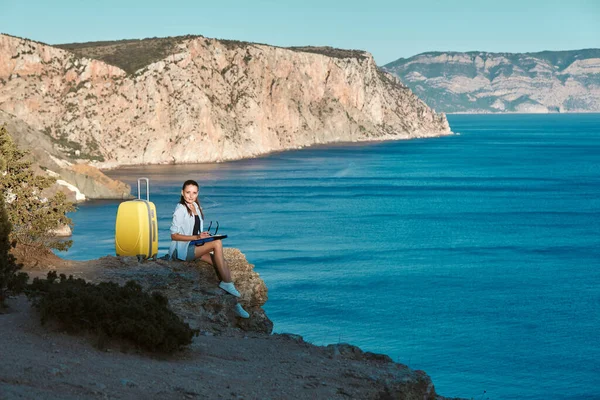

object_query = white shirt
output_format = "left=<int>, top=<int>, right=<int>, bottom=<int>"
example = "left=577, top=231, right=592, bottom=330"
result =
left=168, top=202, right=203, bottom=260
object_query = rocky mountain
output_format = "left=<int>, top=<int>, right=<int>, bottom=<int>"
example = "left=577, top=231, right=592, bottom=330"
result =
left=383, top=49, right=600, bottom=113
left=0, top=110, right=130, bottom=202
left=0, top=34, right=450, bottom=169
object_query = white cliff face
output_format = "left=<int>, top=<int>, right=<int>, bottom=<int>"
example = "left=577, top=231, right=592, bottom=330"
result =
left=0, top=35, right=450, bottom=168
left=384, top=50, right=600, bottom=113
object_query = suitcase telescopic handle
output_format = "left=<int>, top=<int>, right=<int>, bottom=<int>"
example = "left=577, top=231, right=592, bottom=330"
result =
left=137, top=177, right=150, bottom=201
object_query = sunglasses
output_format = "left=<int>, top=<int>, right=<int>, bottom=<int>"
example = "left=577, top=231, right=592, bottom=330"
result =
left=206, top=221, right=219, bottom=236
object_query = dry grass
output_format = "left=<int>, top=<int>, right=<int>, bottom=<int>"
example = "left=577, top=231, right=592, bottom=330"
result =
left=54, top=36, right=369, bottom=75
left=55, top=35, right=202, bottom=75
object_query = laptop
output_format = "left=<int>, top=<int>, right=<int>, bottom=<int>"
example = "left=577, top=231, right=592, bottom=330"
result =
left=190, top=235, right=228, bottom=246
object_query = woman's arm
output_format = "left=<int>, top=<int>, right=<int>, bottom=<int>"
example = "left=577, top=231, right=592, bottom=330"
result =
left=171, top=232, right=211, bottom=241
left=170, top=205, right=190, bottom=240
left=170, top=204, right=211, bottom=241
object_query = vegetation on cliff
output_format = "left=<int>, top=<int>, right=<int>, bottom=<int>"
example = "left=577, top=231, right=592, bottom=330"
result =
left=56, top=36, right=203, bottom=75
left=55, top=35, right=370, bottom=75
left=0, top=192, right=27, bottom=308
left=27, top=272, right=198, bottom=353
left=0, top=126, right=75, bottom=252
left=288, top=46, right=369, bottom=60
left=0, top=128, right=197, bottom=351
left=1, top=33, right=449, bottom=167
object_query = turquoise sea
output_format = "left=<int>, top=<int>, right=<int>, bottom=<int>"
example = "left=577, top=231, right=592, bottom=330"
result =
left=59, top=114, right=600, bottom=399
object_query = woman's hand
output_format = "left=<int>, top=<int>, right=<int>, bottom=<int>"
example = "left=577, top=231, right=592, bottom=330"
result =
left=200, top=231, right=211, bottom=238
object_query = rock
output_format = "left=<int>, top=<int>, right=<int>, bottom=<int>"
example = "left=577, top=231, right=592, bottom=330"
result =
left=42, top=248, right=273, bottom=334
left=50, top=367, right=64, bottom=377
left=49, top=224, right=72, bottom=237
left=4, top=249, right=460, bottom=400
left=327, top=343, right=392, bottom=363
left=12, top=243, right=70, bottom=270
left=0, top=109, right=132, bottom=201
left=120, top=378, right=137, bottom=388
left=62, top=164, right=131, bottom=200
left=384, top=50, right=600, bottom=113
left=0, top=34, right=451, bottom=169
left=277, top=333, right=305, bottom=343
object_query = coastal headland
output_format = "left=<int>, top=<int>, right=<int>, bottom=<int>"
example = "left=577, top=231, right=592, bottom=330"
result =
left=0, top=248, right=458, bottom=399
left=1, top=32, right=456, bottom=398
left=0, top=33, right=450, bottom=201
left=383, top=49, right=600, bottom=114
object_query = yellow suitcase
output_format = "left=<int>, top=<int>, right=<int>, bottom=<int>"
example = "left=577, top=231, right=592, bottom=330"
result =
left=115, top=177, right=158, bottom=260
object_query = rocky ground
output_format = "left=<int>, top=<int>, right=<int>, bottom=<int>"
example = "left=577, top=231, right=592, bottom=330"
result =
left=0, top=249, right=452, bottom=399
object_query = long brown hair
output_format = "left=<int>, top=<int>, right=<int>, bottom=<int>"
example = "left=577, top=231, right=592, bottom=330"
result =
left=179, top=180, right=204, bottom=218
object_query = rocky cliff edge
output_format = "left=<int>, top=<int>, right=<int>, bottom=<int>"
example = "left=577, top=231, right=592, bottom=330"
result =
left=0, top=109, right=131, bottom=202
left=0, top=34, right=451, bottom=169
left=0, top=248, right=457, bottom=399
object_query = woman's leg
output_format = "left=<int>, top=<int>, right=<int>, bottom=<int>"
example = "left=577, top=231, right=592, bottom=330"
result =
left=199, top=253, right=213, bottom=265
left=192, top=243, right=245, bottom=311
left=194, top=240, right=232, bottom=282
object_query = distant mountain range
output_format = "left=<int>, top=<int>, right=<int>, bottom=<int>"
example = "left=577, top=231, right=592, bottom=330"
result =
left=383, top=49, right=600, bottom=113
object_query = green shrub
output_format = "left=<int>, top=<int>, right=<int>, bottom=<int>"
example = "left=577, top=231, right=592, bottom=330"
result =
left=27, top=272, right=198, bottom=353
left=0, top=194, right=28, bottom=308
left=0, top=125, right=75, bottom=252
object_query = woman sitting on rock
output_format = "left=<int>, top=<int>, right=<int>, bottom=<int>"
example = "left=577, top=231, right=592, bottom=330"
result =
left=168, top=179, right=249, bottom=318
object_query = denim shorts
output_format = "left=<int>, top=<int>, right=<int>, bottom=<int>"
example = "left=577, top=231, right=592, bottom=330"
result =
left=186, top=244, right=196, bottom=261
left=173, top=244, right=196, bottom=261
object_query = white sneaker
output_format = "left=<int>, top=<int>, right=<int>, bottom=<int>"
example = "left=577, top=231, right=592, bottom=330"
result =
left=234, top=303, right=250, bottom=319
left=219, top=281, right=241, bottom=298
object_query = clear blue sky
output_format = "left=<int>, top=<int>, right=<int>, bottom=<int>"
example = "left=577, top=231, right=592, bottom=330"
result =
left=1, top=0, right=598, bottom=65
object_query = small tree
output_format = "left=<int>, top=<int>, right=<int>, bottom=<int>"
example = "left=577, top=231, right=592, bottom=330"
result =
left=0, top=125, right=75, bottom=253
left=0, top=193, right=27, bottom=308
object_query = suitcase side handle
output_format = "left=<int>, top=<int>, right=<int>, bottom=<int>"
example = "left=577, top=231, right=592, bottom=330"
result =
left=137, top=177, right=150, bottom=201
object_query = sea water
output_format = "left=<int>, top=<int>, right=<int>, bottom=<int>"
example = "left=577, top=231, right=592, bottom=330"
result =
left=59, top=114, right=600, bottom=399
